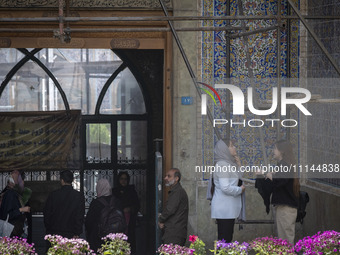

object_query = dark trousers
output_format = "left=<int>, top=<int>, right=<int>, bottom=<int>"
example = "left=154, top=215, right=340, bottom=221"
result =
left=127, top=215, right=137, bottom=254
left=10, top=214, right=25, bottom=238
left=217, top=219, right=235, bottom=243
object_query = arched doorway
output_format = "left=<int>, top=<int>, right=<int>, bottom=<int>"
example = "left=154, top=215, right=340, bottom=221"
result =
left=0, top=48, right=164, bottom=254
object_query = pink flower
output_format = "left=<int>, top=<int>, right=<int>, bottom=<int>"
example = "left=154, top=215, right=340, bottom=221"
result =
left=189, top=235, right=198, bottom=243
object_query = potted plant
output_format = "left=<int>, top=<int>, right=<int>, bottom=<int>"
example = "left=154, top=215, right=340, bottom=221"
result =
left=295, top=230, right=340, bottom=255
left=45, top=234, right=93, bottom=254
left=189, top=235, right=207, bottom=255
left=157, top=243, right=194, bottom=255
left=0, top=236, right=37, bottom=255
left=98, top=233, right=131, bottom=255
left=212, top=239, right=249, bottom=255
left=250, top=237, right=295, bottom=255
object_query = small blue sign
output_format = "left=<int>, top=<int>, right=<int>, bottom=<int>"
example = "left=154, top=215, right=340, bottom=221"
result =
left=181, top=96, right=193, bottom=105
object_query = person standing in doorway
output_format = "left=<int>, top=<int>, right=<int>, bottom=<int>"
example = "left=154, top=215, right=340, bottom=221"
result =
left=86, top=178, right=124, bottom=253
left=211, top=139, right=245, bottom=242
left=43, top=170, right=85, bottom=239
left=112, top=172, right=140, bottom=254
left=158, top=168, right=188, bottom=246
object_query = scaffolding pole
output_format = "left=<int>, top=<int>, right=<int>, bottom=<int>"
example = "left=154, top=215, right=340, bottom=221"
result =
left=1, top=15, right=340, bottom=22
left=229, top=25, right=278, bottom=39
left=225, top=0, right=231, bottom=140
left=158, top=0, right=222, bottom=140
left=286, top=1, right=292, bottom=141
left=0, top=27, right=244, bottom=33
left=277, top=0, right=282, bottom=140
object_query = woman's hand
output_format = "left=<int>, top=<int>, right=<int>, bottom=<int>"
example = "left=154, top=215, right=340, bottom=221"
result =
left=241, top=185, right=245, bottom=193
left=19, top=206, right=30, bottom=213
left=158, top=222, right=164, bottom=229
left=234, top=155, right=241, bottom=167
left=265, top=172, right=273, bottom=181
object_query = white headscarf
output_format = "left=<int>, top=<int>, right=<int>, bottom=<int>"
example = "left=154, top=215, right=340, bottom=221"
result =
left=214, top=139, right=237, bottom=166
left=96, top=179, right=112, bottom=197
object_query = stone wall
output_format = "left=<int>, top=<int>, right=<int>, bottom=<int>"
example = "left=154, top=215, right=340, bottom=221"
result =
left=301, top=185, right=340, bottom=235
left=171, top=0, right=202, bottom=243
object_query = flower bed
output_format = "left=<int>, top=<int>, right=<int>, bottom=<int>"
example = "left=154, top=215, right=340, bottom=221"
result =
left=156, top=230, right=340, bottom=255
left=2, top=230, right=339, bottom=254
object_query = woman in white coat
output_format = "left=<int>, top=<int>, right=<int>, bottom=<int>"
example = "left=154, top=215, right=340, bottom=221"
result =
left=211, top=139, right=245, bottom=242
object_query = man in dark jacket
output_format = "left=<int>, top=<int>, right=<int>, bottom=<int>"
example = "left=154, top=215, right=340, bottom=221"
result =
left=43, top=170, right=85, bottom=238
left=158, top=168, right=188, bottom=246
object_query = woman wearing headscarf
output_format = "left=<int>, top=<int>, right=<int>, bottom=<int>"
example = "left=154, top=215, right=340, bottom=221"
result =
left=211, top=139, right=245, bottom=242
left=112, top=171, right=140, bottom=254
left=0, top=170, right=31, bottom=237
left=85, top=179, right=123, bottom=252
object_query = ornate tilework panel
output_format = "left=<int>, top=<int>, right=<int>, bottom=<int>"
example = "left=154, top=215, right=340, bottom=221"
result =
left=201, top=0, right=300, bottom=174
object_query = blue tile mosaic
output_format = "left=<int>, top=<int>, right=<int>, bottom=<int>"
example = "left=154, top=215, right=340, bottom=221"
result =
left=201, top=0, right=300, bottom=175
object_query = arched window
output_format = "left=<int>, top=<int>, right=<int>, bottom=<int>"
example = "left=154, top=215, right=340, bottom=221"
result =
left=0, top=48, right=146, bottom=115
left=0, top=48, right=150, bottom=214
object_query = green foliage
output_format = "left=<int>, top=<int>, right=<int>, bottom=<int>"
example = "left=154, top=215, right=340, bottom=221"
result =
left=98, top=233, right=131, bottom=255
left=88, top=124, right=111, bottom=145
left=189, top=235, right=207, bottom=255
